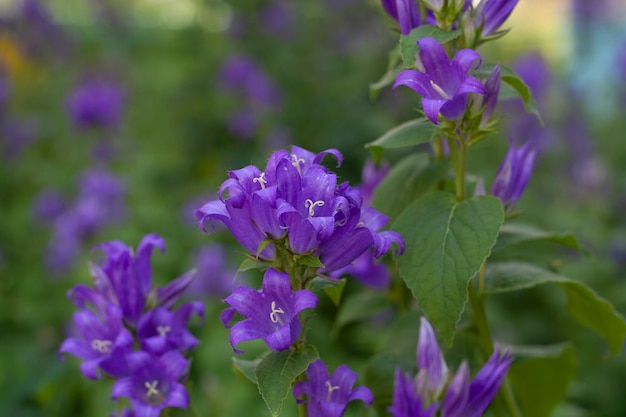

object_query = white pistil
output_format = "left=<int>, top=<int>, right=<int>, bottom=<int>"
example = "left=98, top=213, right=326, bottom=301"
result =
left=429, top=80, right=451, bottom=100
left=91, top=339, right=112, bottom=354
left=305, top=199, right=325, bottom=217
left=145, top=380, right=160, bottom=397
left=253, top=172, right=267, bottom=190
left=269, top=301, right=285, bottom=325
left=325, top=380, right=340, bottom=402
left=291, top=154, right=305, bottom=175
left=157, top=325, right=171, bottom=337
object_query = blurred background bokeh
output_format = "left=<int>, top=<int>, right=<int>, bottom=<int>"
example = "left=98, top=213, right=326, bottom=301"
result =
left=1, top=0, right=626, bottom=415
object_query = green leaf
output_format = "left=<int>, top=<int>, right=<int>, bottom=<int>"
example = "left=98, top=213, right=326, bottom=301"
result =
left=237, top=256, right=269, bottom=277
left=369, top=50, right=402, bottom=100
left=400, top=25, right=462, bottom=68
left=308, top=276, right=346, bottom=306
left=483, top=261, right=626, bottom=356
left=335, top=292, right=390, bottom=330
left=232, top=356, right=262, bottom=384
left=493, top=223, right=580, bottom=252
left=393, top=192, right=504, bottom=346
left=372, top=153, right=450, bottom=223
left=255, top=344, right=319, bottom=417
left=365, top=118, right=438, bottom=162
left=295, top=254, right=324, bottom=268
left=509, top=343, right=577, bottom=417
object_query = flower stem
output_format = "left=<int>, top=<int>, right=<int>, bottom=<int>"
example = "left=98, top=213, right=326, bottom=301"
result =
left=447, top=134, right=466, bottom=201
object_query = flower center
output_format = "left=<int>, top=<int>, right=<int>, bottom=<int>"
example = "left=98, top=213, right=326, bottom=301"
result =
left=430, top=80, right=451, bottom=100
left=305, top=199, right=324, bottom=217
left=253, top=172, right=267, bottom=190
left=144, top=380, right=165, bottom=405
left=269, top=301, right=285, bottom=325
left=291, top=154, right=305, bottom=175
left=157, top=325, right=171, bottom=337
left=91, top=339, right=112, bottom=354
left=325, top=380, right=340, bottom=402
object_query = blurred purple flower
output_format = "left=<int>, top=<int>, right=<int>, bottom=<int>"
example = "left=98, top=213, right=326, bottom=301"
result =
left=394, top=37, right=485, bottom=124
left=186, top=245, right=243, bottom=299
left=218, top=55, right=281, bottom=108
left=260, top=0, right=296, bottom=39
left=18, top=0, right=72, bottom=60
left=381, top=0, right=421, bottom=35
left=220, top=268, right=318, bottom=353
left=32, top=189, right=67, bottom=223
left=67, top=78, right=125, bottom=131
left=293, top=359, right=373, bottom=417
left=227, top=107, right=258, bottom=140
left=491, top=138, right=536, bottom=210
left=112, top=350, right=189, bottom=417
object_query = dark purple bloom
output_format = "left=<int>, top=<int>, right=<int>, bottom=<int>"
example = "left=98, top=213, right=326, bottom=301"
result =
left=471, top=64, right=501, bottom=128
left=218, top=55, right=282, bottom=108
left=389, top=369, right=438, bottom=417
left=293, top=359, right=373, bottom=417
left=393, top=37, right=485, bottom=124
left=381, top=0, right=421, bottom=35
left=137, top=303, right=204, bottom=356
left=67, top=77, right=125, bottom=131
left=475, top=0, right=519, bottom=37
left=359, top=159, right=390, bottom=206
left=490, top=138, right=536, bottom=210
left=415, top=317, right=449, bottom=401
left=58, top=303, right=133, bottom=380
left=112, top=350, right=189, bottom=417
left=220, top=268, right=318, bottom=353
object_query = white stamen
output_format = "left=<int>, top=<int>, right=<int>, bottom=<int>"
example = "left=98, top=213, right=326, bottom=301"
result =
left=325, top=380, right=340, bottom=402
left=157, top=325, right=171, bottom=337
left=430, top=80, right=452, bottom=100
left=145, top=380, right=160, bottom=397
left=91, top=339, right=112, bottom=354
left=253, top=172, right=267, bottom=190
left=305, top=199, right=325, bottom=217
left=269, top=301, right=285, bottom=324
left=291, top=154, right=305, bottom=175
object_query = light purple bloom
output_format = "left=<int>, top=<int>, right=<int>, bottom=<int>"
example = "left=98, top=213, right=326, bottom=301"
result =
left=32, top=189, right=67, bottom=223
left=58, top=303, right=133, bottom=380
left=491, top=138, right=536, bottom=210
left=476, top=64, right=501, bottom=128
left=220, top=268, right=318, bottom=353
left=381, top=0, right=421, bottom=35
left=185, top=245, right=244, bottom=299
left=112, top=350, right=189, bottom=417
left=67, top=77, right=125, bottom=131
left=293, top=359, right=373, bottom=417
left=415, top=317, right=449, bottom=401
left=393, top=37, right=485, bottom=124
left=389, top=369, right=439, bottom=417
left=475, top=0, right=519, bottom=37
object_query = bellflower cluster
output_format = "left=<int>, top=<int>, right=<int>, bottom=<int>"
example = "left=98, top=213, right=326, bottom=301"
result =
left=390, top=318, right=512, bottom=417
left=196, top=145, right=404, bottom=275
left=293, top=359, right=374, bottom=417
left=490, top=137, right=536, bottom=211
left=59, top=234, right=204, bottom=417
left=67, top=77, right=125, bottom=131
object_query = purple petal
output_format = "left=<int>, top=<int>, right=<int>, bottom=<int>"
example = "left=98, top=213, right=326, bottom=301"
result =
left=421, top=98, right=447, bottom=124
left=264, top=320, right=295, bottom=351
left=224, top=286, right=266, bottom=318
left=453, top=49, right=483, bottom=74
left=230, top=320, right=267, bottom=353
left=417, top=317, right=448, bottom=395
left=164, top=382, right=189, bottom=409
left=159, top=350, right=189, bottom=381
left=111, top=377, right=133, bottom=401
left=393, top=70, right=432, bottom=97
left=293, top=289, right=318, bottom=315
left=441, top=362, right=470, bottom=417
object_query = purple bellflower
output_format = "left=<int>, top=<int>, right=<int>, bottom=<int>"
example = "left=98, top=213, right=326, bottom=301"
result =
left=58, top=303, right=133, bottom=380
left=293, top=359, right=373, bottom=417
left=67, top=77, right=125, bottom=131
left=390, top=317, right=512, bottom=417
left=393, top=37, right=485, bottom=124
left=381, top=0, right=421, bottom=35
left=112, top=350, right=189, bottom=417
left=220, top=268, right=318, bottom=353
left=474, top=0, right=519, bottom=37
left=490, top=138, right=536, bottom=210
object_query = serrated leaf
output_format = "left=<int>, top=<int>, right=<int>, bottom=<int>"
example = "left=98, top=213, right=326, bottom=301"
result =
left=237, top=256, right=269, bottom=277
left=393, top=192, right=504, bottom=346
left=308, top=276, right=346, bottom=306
left=366, top=118, right=438, bottom=162
left=372, top=153, right=450, bottom=223
left=232, top=356, right=262, bottom=384
left=370, top=50, right=402, bottom=100
left=483, top=261, right=626, bottom=356
left=255, top=344, right=319, bottom=417
left=509, top=343, right=577, bottom=417
left=400, top=25, right=462, bottom=68
left=493, top=223, right=580, bottom=252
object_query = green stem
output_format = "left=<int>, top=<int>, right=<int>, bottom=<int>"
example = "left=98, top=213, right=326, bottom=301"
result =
left=447, top=134, right=466, bottom=201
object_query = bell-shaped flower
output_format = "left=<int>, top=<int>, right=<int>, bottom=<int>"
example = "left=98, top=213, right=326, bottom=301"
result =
left=220, top=268, right=318, bottom=353
left=137, top=302, right=205, bottom=356
left=393, top=37, right=485, bottom=124
left=475, top=0, right=519, bottom=37
left=112, top=350, right=189, bottom=417
left=389, top=369, right=439, bottom=417
left=415, top=317, right=449, bottom=401
left=381, top=0, right=421, bottom=35
left=293, top=359, right=373, bottom=417
left=491, top=138, right=536, bottom=210
left=58, top=303, right=133, bottom=380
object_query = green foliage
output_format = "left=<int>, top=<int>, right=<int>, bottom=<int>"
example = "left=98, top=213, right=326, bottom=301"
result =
left=393, top=192, right=504, bottom=345
left=399, top=25, right=463, bottom=68
left=365, top=118, right=438, bottom=162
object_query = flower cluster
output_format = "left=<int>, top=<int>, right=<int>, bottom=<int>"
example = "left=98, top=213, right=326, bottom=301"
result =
left=58, top=234, right=204, bottom=417
left=196, top=145, right=404, bottom=275
left=390, top=317, right=512, bottom=417
left=66, top=77, right=126, bottom=132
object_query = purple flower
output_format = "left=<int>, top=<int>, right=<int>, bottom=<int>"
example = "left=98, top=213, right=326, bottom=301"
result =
left=112, top=350, right=189, bottom=417
left=58, top=303, right=133, bottom=380
left=470, top=64, right=501, bottom=128
left=359, top=159, right=390, bottom=206
left=475, top=0, right=519, bottom=37
left=220, top=268, right=318, bottom=353
left=137, top=303, right=205, bottom=356
left=389, top=369, right=438, bottom=417
left=185, top=245, right=244, bottom=299
left=293, top=359, right=373, bottom=417
left=393, top=37, right=485, bottom=124
left=67, top=77, right=125, bottom=131
left=32, top=189, right=67, bottom=223
left=490, top=138, right=536, bottom=210
left=381, top=0, right=421, bottom=35
left=218, top=55, right=282, bottom=108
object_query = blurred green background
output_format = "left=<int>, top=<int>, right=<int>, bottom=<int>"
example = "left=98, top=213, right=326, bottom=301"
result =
left=2, top=0, right=626, bottom=416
